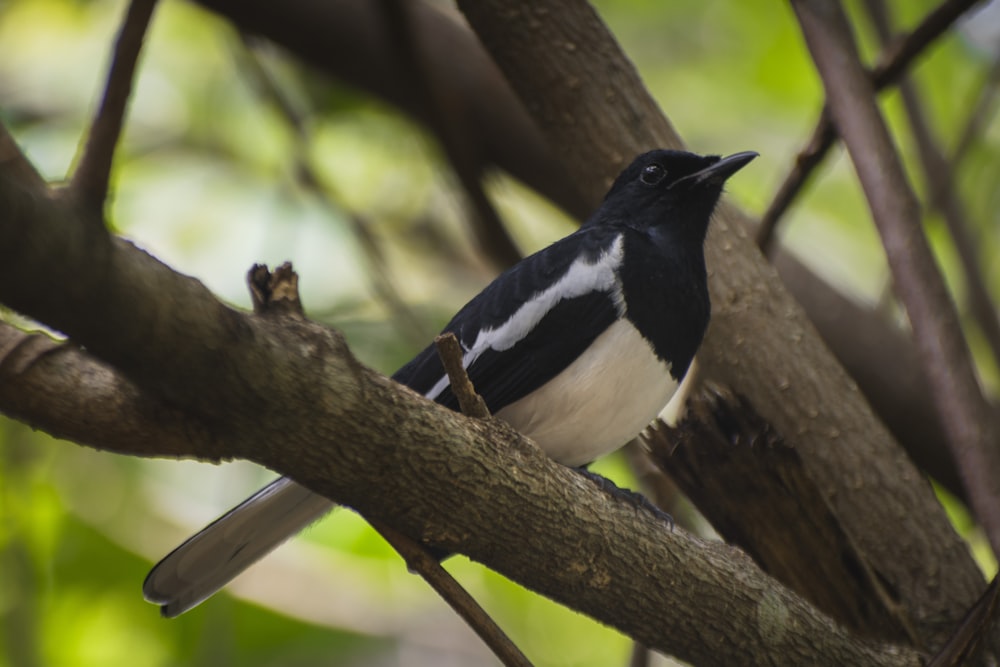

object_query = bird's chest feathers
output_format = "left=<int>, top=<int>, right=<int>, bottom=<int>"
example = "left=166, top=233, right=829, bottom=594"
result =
left=496, top=318, right=677, bottom=466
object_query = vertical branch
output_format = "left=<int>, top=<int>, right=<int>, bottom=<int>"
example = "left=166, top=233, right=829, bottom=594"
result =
left=791, top=0, right=1000, bottom=558
left=70, top=0, right=159, bottom=215
left=863, top=0, right=1000, bottom=379
left=757, top=0, right=984, bottom=253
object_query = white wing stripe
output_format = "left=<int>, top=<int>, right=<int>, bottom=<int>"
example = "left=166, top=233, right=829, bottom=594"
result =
left=425, top=234, right=626, bottom=400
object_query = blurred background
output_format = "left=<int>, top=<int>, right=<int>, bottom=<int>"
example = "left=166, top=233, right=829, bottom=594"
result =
left=1, top=0, right=999, bottom=665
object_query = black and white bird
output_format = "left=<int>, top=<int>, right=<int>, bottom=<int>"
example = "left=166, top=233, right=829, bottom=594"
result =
left=143, top=148, right=757, bottom=617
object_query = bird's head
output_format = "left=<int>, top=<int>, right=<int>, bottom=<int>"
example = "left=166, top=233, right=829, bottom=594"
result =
left=594, top=149, right=757, bottom=242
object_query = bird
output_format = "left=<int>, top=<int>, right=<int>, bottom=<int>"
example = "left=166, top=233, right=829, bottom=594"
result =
left=143, top=148, right=757, bottom=617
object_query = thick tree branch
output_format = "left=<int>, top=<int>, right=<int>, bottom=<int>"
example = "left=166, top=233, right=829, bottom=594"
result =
left=927, top=575, right=1000, bottom=667
left=456, top=0, right=987, bottom=650
left=792, top=0, right=1000, bottom=560
left=646, top=387, right=916, bottom=641
left=0, top=136, right=920, bottom=666
left=771, top=251, right=966, bottom=500
left=0, top=323, right=211, bottom=459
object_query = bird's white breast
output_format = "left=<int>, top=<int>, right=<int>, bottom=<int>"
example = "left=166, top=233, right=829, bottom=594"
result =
left=496, top=318, right=678, bottom=467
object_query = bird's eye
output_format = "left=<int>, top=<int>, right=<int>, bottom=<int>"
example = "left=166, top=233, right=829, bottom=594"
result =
left=640, top=163, right=666, bottom=185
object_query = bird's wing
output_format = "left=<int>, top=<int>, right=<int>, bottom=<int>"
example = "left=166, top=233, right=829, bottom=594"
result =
left=394, top=228, right=625, bottom=413
left=143, top=477, right=334, bottom=617
left=399, top=293, right=620, bottom=412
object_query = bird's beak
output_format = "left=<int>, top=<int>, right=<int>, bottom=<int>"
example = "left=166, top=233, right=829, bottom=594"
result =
left=679, top=151, right=759, bottom=187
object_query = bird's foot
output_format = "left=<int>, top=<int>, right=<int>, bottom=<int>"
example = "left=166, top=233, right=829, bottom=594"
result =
left=574, top=468, right=674, bottom=530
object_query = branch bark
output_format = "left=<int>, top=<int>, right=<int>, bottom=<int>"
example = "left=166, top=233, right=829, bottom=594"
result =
left=0, top=129, right=920, bottom=666
left=792, top=0, right=1000, bottom=561
left=864, top=0, right=1000, bottom=379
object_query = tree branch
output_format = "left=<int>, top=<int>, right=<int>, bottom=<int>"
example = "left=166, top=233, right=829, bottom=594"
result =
left=70, top=0, right=158, bottom=214
left=646, top=387, right=917, bottom=641
left=863, top=0, right=1000, bottom=379
left=756, top=0, right=984, bottom=252
left=0, top=322, right=210, bottom=459
left=952, top=55, right=1000, bottom=167
left=0, top=134, right=921, bottom=665
left=435, top=332, right=490, bottom=419
left=791, top=0, right=1000, bottom=559
left=368, top=517, right=532, bottom=667
left=927, top=575, right=1000, bottom=667
left=771, top=251, right=966, bottom=500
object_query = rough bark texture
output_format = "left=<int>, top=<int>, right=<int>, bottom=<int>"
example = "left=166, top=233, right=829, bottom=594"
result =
left=0, top=157, right=922, bottom=666
left=455, top=0, right=986, bottom=651
left=771, top=252, right=964, bottom=499
left=645, top=388, right=911, bottom=640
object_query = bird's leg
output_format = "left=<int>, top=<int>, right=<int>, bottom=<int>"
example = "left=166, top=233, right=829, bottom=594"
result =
left=573, top=467, right=675, bottom=531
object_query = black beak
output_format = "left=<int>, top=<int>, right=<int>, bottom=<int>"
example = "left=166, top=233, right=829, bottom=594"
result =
left=679, top=151, right=758, bottom=187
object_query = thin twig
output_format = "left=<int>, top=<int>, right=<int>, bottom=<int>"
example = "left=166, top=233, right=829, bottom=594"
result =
left=791, top=0, right=1000, bottom=559
left=426, top=333, right=528, bottom=664
left=368, top=517, right=533, bottom=667
left=758, top=0, right=984, bottom=253
left=70, top=0, right=158, bottom=215
left=434, top=332, right=491, bottom=419
left=863, top=0, right=1000, bottom=381
left=377, top=0, right=522, bottom=270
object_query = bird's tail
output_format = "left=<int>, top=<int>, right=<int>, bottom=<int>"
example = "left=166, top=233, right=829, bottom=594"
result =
left=143, top=477, right=335, bottom=617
